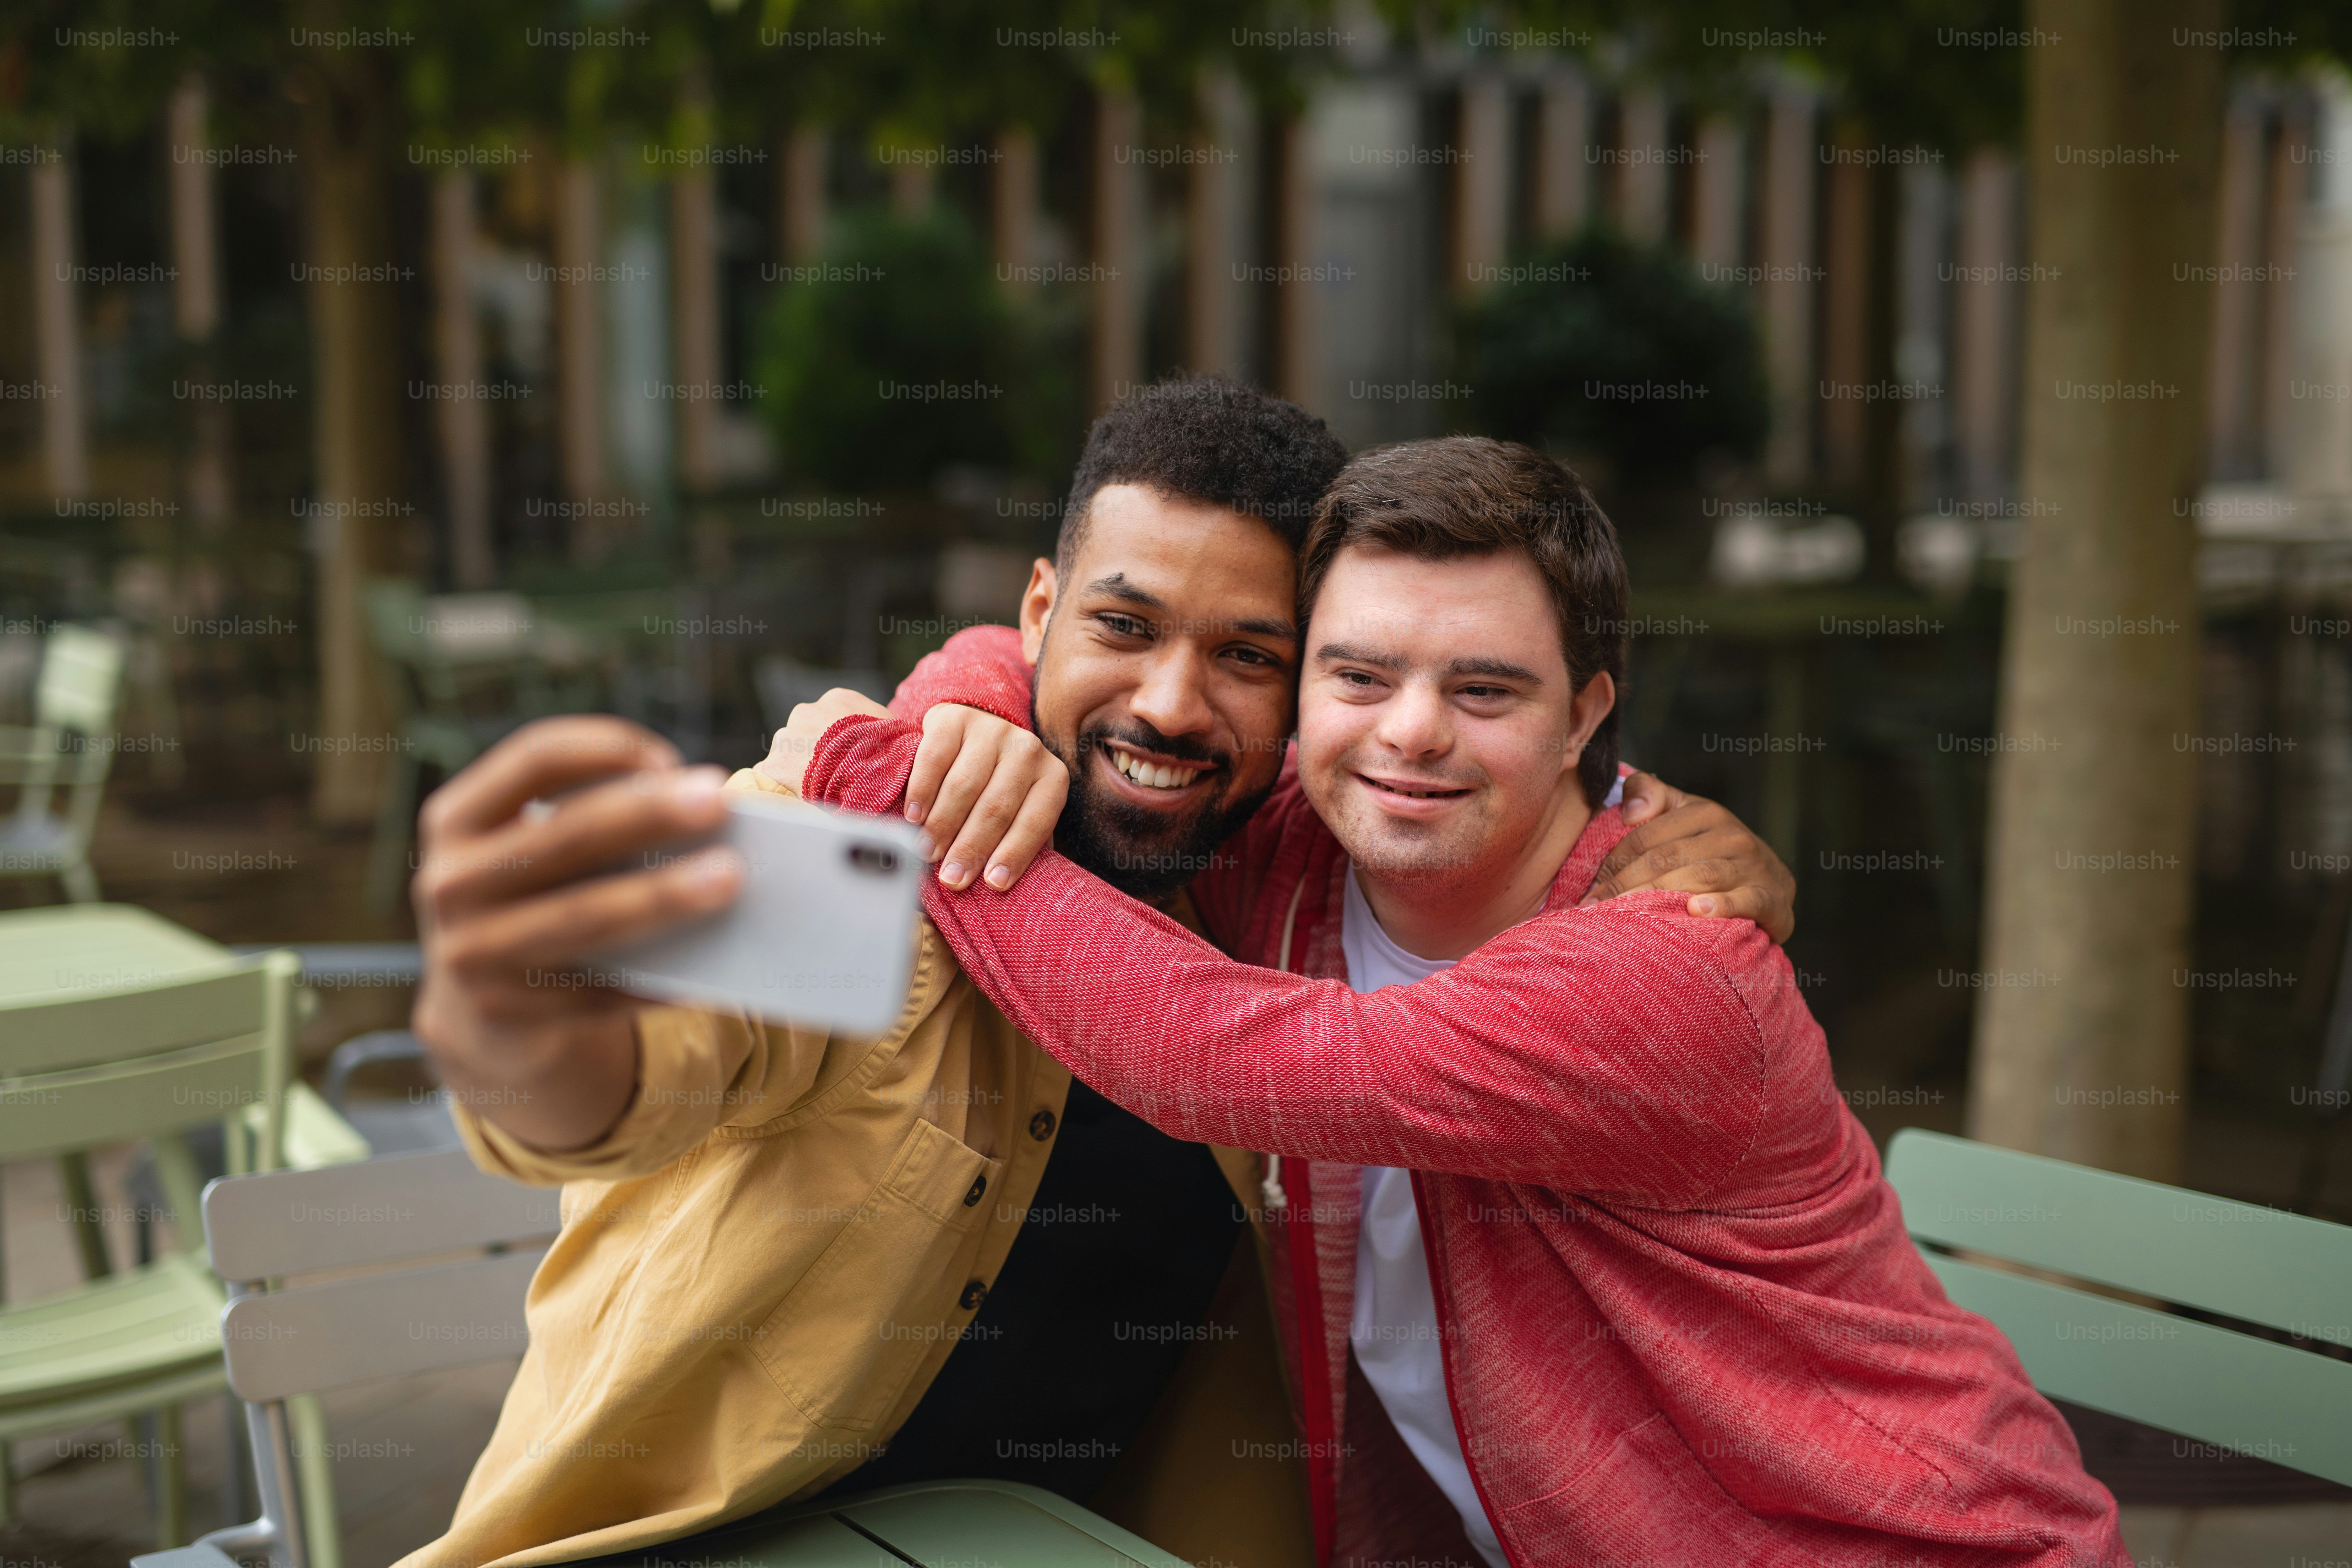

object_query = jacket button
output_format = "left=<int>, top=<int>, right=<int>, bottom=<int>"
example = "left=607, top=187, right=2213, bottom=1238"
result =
left=1028, top=1108, right=1056, bottom=1141
left=963, top=1174, right=987, bottom=1207
left=959, top=1280, right=988, bottom=1311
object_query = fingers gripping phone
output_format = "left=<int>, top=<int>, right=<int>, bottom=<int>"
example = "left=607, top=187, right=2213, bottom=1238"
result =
left=592, top=795, right=926, bottom=1037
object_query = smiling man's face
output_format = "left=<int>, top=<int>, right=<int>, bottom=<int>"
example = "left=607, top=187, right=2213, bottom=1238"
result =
left=1297, top=542, right=1598, bottom=892
left=1021, top=482, right=1300, bottom=902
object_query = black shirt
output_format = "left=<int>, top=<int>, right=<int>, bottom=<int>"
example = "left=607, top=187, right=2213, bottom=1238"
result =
left=818, top=1077, right=1244, bottom=1502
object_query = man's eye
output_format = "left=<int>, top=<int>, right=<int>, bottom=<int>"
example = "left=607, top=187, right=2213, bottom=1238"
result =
left=1098, top=614, right=1149, bottom=639
left=1460, top=685, right=1509, bottom=700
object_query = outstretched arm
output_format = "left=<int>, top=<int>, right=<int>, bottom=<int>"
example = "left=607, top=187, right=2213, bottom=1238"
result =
left=800, top=711, right=1778, bottom=1203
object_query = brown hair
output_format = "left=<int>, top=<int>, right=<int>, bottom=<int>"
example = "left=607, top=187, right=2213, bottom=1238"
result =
left=1297, top=437, right=1629, bottom=808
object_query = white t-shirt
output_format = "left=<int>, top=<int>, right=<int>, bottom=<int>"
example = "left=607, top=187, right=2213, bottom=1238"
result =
left=1340, top=866, right=1509, bottom=1568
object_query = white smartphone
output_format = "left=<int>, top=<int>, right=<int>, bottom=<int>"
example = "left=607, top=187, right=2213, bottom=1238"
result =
left=590, top=794, right=926, bottom=1037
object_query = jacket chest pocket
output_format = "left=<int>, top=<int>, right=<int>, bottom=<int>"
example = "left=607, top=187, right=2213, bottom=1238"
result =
left=753, top=1117, right=1004, bottom=1431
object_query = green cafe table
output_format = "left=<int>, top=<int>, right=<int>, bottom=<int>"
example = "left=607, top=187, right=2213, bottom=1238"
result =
left=564, top=1480, right=1189, bottom=1568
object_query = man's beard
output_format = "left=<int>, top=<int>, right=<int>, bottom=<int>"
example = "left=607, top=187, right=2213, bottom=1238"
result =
left=1037, top=697, right=1272, bottom=904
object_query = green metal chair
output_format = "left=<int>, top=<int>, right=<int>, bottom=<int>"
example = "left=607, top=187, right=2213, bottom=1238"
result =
left=1886, top=1128, right=2352, bottom=1486
left=0, top=944, right=301, bottom=1546
left=0, top=623, right=126, bottom=903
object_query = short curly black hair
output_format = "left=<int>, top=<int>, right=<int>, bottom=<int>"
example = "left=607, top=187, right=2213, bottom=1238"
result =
left=1057, top=375, right=1348, bottom=574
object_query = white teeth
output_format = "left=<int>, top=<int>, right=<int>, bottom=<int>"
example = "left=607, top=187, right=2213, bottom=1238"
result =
left=1111, top=747, right=1200, bottom=790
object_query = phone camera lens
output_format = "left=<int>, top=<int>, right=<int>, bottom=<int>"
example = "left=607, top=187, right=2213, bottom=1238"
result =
left=847, top=844, right=901, bottom=876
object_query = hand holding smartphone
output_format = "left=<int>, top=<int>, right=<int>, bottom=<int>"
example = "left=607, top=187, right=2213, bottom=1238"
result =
left=590, top=795, right=925, bottom=1037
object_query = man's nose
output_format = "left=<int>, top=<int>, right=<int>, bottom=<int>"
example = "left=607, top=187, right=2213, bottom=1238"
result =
left=1372, top=681, right=1451, bottom=759
left=1128, top=644, right=1214, bottom=740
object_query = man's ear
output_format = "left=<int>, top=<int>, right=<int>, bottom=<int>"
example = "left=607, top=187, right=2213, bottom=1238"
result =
left=1564, top=672, right=1616, bottom=776
left=1018, top=557, right=1056, bottom=666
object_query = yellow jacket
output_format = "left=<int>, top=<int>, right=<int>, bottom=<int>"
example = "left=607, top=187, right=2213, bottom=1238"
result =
left=399, top=768, right=1309, bottom=1568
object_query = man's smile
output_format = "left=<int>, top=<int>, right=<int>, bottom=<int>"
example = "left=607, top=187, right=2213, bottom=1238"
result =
left=1100, top=739, right=1215, bottom=799
left=1353, top=769, right=1476, bottom=818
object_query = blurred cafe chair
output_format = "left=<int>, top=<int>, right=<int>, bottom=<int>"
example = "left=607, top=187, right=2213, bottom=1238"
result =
left=361, top=582, right=594, bottom=914
left=1888, top=1128, right=2352, bottom=1488
left=130, top=1149, right=560, bottom=1568
left=138, top=1149, right=1190, bottom=1568
left=0, top=623, right=125, bottom=904
left=0, top=943, right=302, bottom=1547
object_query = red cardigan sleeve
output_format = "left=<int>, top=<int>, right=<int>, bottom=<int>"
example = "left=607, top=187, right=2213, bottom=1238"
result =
left=806, top=713, right=1772, bottom=1201
left=886, top=624, right=1032, bottom=727
left=875, top=621, right=1285, bottom=953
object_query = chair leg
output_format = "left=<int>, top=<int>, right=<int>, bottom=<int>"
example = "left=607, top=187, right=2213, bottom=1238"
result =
left=365, top=752, right=421, bottom=916
left=61, top=855, right=100, bottom=904
left=289, top=1393, right=343, bottom=1568
left=223, top=1393, right=253, bottom=1530
left=157, top=1403, right=187, bottom=1548
left=58, top=1151, right=113, bottom=1279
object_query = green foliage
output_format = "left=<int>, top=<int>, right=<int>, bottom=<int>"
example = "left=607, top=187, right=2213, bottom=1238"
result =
left=756, top=208, right=1079, bottom=491
left=1453, top=227, right=1769, bottom=479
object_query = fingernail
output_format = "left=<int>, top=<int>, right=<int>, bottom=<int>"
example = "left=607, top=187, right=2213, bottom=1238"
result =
left=674, top=767, right=724, bottom=803
left=940, top=862, right=966, bottom=887
left=985, top=864, right=1011, bottom=890
left=1693, top=896, right=1716, bottom=915
left=905, top=801, right=926, bottom=825
left=916, top=831, right=938, bottom=861
left=1577, top=894, right=1598, bottom=908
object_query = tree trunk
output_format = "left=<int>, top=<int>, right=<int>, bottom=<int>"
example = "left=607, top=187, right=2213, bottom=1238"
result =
left=1614, top=86, right=1670, bottom=246
left=781, top=125, right=827, bottom=266
left=1273, top=115, right=1318, bottom=411
left=1091, top=87, right=1145, bottom=412
left=671, top=164, right=721, bottom=495
left=301, top=63, right=406, bottom=825
left=1819, top=134, right=1872, bottom=498
left=1690, top=115, right=1743, bottom=275
left=433, top=169, right=494, bottom=587
left=1965, top=0, right=2224, bottom=1180
left=1758, top=81, right=1818, bottom=490
left=30, top=130, right=88, bottom=500
left=994, top=124, right=1040, bottom=292
left=889, top=159, right=935, bottom=217
left=1950, top=151, right=2021, bottom=505
left=1532, top=71, right=1590, bottom=242
left=1184, top=75, right=1247, bottom=375
left=555, top=154, right=607, bottom=542
left=1859, top=161, right=1906, bottom=581
left=169, top=76, right=233, bottom=528
left=1454, top=74, right=1509, bottom=294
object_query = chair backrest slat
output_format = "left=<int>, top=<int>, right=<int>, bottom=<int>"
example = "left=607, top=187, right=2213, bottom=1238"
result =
left=1921, top=1250, right=2352, bottom=1486
left=2, top=962, right=277, bottom=1075
left=1885, top=1128, right=2352, bottom=1341
left=1887, top=1128, right=2352, bottom=1487
left=220, top=1247, right=546, bottom=1401
left=0, top=1034, right=269, bottom=1162
left=203, top=1146, right=562, bottom=1282
left=0, top=947, right=295, bottom=1171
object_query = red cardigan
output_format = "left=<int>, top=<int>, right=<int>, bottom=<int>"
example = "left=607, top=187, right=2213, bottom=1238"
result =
left=808, top=626, right=2127, bottom=1568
